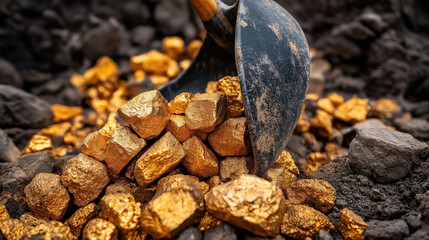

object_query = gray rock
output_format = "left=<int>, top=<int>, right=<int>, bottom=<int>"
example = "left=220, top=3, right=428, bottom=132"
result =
left=82, top=19, right=121, bottom=61
left=131, top=26, right=156, bottom=46
left=349, top=128, right=429, bottom=183
left=177, top=227, right=202, bottom=240
left=18, top=151, right=54, bottom=181
left=154, top=0, right=190, bottom=35
left=365, top=220, right=409, bottom=240
left=319, top=230, right=333, bottom=240
left=0, top=85, right=53, bottom=129
left=3, top=128, right=39, bottom=150
left=405, top=225, right=429, bottom=240
left=0, top=129, right=20, bottom=162
left=204, top=223, right=237, bottom=240
left=394, top=118, right=429, bottom=141
left=0, top=59, right=23, bottom=88
left=342, top=118, right=386, bottom=147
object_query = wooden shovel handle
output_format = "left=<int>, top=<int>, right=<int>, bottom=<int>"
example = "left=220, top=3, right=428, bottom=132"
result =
left=189, top=0, right=218, bottom=21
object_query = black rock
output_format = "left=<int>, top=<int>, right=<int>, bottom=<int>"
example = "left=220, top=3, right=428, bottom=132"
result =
left=154, top=0, right=190, bottom=35
left=0, top=129, right=20, bottom=163
left=82, top=18, right=121, bottom=61
left=401, top=211, right=423, bottom=231
left=0, top=197, right=27, bottom=219
left=406, top=225, right=429, bottom=240
left=365, top=220, right=409, bottom=240
left=177, top=227, right=202, bottom=240
left=349, top=128, right=428, bottom=183
left=0, top=85, right=53, bottom=129
left=394, top=118, right=429, bottom=141
left=203, top=223, right=237, bottom=240
left=18, top=151, right=54, bottom=181
left=0, top=59, right=23, bottom=88
left=2, top=128, right=39, bottom=151
left=416, top=191, right=429, bottom=220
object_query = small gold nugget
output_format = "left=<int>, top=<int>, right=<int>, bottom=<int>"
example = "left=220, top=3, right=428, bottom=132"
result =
left=82, top=218, right=118, bottom=240
left=182, top=136, right=219, bottom=178
left=281, top=204, right=334, bottom=239
left=78, top=131, right=109, bottom=161
left=134, top=132, right=185, bottom=187
left=28, top=221, right=75, bottom=240
left=169, top=92, right=194, bottom=114
left=167, top=115, right=193, bottom=142
left=205, top=174, right=286, bottom=237
left=163, top=36, right=185, bottom=60
left=61, top=153, right=110, bottom=207
left=208, top=117, right=251, bottom=156
left=118, top=90, right=170, bottom=140
left=286, top=179, right=336, bottom=213
left=24, top=173, right=70, bottom=221
left=263, top=163, right=297, bottom=195
left=339, top=208, right=368, bottom=240
left=185, top=92, right=226, bottom=133
left=334, top=96, right=369, bottom=123
left=219, top=156, right=254, bottom=181
left=65, top=203, right=98, bottom=237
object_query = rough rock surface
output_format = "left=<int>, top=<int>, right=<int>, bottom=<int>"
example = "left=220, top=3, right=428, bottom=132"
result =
left=0, top=129, right=20, bottom=162
left=364, top=220, right=409, bottom=240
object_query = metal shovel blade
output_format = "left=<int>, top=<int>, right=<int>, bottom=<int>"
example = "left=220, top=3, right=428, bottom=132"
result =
left=235, top=0, right=310, bottom=175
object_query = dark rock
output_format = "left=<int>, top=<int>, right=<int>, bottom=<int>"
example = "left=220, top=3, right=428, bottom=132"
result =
left=18, top=151, right=54, bottom=181
left=416, top=191, right=429, bottom=219
left=365, top=220, right=409, bottom=240
left=30, top=75, right=83, bottom=106
left=318, top=230, right=333, bottom=240
left=2, top=128, right=39, bottom=150
left=334, top=76, right=366, bottom=93
left=394, top=118, right=429, bottom=141
left=332, top=21, right=375, bottom=41
left=0, top=197, right=27, bottom=219
left=0, top=129, right=20, bottom=163
left=0, top=59, right=23, bottom=88
left=0, top=85, right=53, bottom=129
left=21, top=69, right=52, bottom=85
left=358, top=12, right=387, bottom=33
left=405, top=225, right=429, bottom=240
left=118, top=0, right=150, bottom=27
left=131, top=26, right=156, bottom=47
left=349, top=128, right=428, bottom=183
left=401, top=211, right=423, bottom=230
left=154, top=0, right=190, bottom=35
left=203, top=223, right=237, bottom=240
left=342, top=119, right=386, bottom=147
left=82, top=18, right=121, bottom=61
left=53, top=150, right=79, bottom=175
left=177, top=227, right=202, bottom=240
left=240, top=230, right=285, bottom=240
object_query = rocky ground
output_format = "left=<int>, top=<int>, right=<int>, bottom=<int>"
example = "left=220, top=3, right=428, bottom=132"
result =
left=1, top=0, right=429, bottom=240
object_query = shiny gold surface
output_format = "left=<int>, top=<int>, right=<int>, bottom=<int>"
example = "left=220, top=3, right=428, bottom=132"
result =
left=263, top=163, right=297, bottom=195
left=52, top=104, right=84, bottom=123
left=118, top=90, right=170, bottom=140
left=185, top=92, right=226, bottom=133
left=65, top=203, right=98, bottom=237
left=306, top=152, right=328, bottom=175
left=339, top=208, right=368, bottom=240
left=205, top=174, right=286, bottom=237
left=61, top=153, right=110, bottom=207
left=217, top=76, right=244, bottom=118
left=219, top=156, right=254, bottom=181
left=24, top=173, right=70, bottom=220
left=208, top=117, right=250, bottom=156
left=28, top=220, right=76, bottom=240
left=141, top=176, right=204, bottom=239
left=281, top=204, right=334, bottom=239
left=104, top=126, right=147, bottom=178
left=82, top=218, right=118, bottom=240
left=207, top=175, right=223, bottom=189
left=205, top=81, right=219, bottom=93
left=310, top=110, right=334, bottom=138
left=169, top=92, right=194, bottom=114
left=100, top=193, right=142, bottom=233
left=166, top=115, right=193, bottom=142
left=187, top=39, right=202, bottom=59
left=317, top=98, right=335, bottom=115
left=182, top=136, right=219, bottom=178
left=295, top=108, right=311, bottom=133
left=22, top=135, right=53, bottom=154
left=198, top=212, right=222, bottom=231
left=77, top=131, right=109, bottom=161
left=134, top=132, right=185, bottom=187
left=130, top=50, right=180, bottom=79
left=286, top=179, right=336, bottom=213
left=0, top=218, right=30, bottom=240
left=370, top=98, right=401, bottom=118
left=0, top=205, right=10, bottom=222
left=19, top=212, right=48, bottom=227
left=275, top=150, right=300, bottom=175
left=334, top=96, right=369, bottom=123
left=163, top=36, right=185, bottom=60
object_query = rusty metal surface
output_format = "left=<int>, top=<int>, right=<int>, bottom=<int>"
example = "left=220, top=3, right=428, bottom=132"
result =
left=235, top=0, right=310, bottom=175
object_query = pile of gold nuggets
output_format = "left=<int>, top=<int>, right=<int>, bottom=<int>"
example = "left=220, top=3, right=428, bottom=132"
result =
left=1, top=36, right=409, bottom=240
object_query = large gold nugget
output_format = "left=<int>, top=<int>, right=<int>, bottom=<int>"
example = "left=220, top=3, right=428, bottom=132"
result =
left=182, top=136, right=219, bottom=178
left=61, top=154, right=110, bottom=207
left=185, top=92, right=226, bottom=133
left=82, top=218, right=118, bottom=240
left=281, top=204, right=334, bottom=239
left=217, top=76, right=244, bottom=118
left=78, top=131, right=109, bottom=161
left=286, top=179, right=336, bottom=213
left=166, top=115, right=192, bottom=142
left=0, top=219, right=30, bottom=240
left=263, top=163, right=297, bottom=195
left=28, top=220, right=75, bottom=239
left=65, top=203, right=98, bottom=237
left=208, top=117, right=250, bottom=156
left=169, top=92, right=194, bottom=114
left=24, top=173, right=70, bottom=221
left=141, top=175, right=204, bottom=239
left=219, top=156, right=254, bottom=181
left=205, top=174, right=286, bottom=237
left=118, top=90, right=170, bottom=140
left=339, top=208, right=368, bottom=240
left=104, top=126, right=147, bottom=178
left=134, top=132, right=185, bottom=187
left=100, top=193, right=141, bottom=234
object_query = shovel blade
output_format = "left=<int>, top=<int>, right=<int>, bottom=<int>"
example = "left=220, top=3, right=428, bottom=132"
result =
left=235, top=0, right=310, bottom=175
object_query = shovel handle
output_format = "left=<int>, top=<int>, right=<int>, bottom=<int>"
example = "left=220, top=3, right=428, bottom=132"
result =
left=189, top=0, right=218, bottom=21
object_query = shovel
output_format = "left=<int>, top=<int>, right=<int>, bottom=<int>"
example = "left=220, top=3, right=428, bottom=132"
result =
left=159, top=0, right=310, bottom=175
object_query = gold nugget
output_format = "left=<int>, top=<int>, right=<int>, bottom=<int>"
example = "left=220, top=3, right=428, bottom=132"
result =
left=217, top=76, right=244, bottom=118
left=219, top=156, right=254, bottom=181
left=185, top=92, right=226, bottom=133
left=208, top=117, right=250, bottom=156
left=166, top=115, right=193, bottom=142
left=163, top=36, right=185, bottom=60
left=339, top=208, right=368, bottom=240
left=334, top=96, right=369, bottom=124
left=82, top=218, right=118, bottom=240
left=65, top=203, right=98, bottom=237
left=169, top=92, right=194, bottom=114
left=182, top=136, right=219, bottom=178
